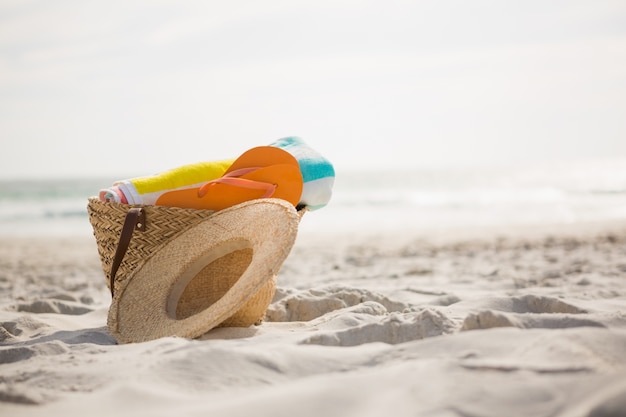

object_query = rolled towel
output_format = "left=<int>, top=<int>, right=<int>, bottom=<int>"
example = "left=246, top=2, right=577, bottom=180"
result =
left=99, top=159, right=234, bottom=205
left=270, top=136, right=335, bottom=210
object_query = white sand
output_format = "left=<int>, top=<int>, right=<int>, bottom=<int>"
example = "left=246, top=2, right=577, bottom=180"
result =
left=1, top=221, right=626, bottom=417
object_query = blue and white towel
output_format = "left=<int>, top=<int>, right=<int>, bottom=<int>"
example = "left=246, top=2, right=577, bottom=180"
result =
left=270, top=136, right=335, bottom=211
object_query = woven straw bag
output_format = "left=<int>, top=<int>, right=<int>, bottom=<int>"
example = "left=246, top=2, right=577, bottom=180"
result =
left=86, top=197, right=280, bottom=328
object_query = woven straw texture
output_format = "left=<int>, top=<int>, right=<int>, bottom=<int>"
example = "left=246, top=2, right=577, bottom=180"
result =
left=87, top=197, right=217, bottom=294
left=86, top=197, right=285, bottom=338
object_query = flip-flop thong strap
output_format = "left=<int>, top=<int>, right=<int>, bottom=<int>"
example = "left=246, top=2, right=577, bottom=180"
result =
left=197, top=168, right=277, bottom=198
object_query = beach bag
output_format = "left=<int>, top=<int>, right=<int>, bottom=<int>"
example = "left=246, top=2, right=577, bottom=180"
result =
left=87, top=197, right=302, bottom=343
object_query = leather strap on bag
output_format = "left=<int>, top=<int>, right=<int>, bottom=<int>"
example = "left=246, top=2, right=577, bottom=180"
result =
left=109, top=207, right=145, bottom=297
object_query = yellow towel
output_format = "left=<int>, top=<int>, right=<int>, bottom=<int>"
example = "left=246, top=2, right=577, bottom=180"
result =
left=99, top=159, right=234, bottom=205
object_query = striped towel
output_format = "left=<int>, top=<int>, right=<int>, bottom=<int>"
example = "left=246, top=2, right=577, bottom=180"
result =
left=99, top=159, right=234, bottom=205
left=270, top=137, right=335, bottom=211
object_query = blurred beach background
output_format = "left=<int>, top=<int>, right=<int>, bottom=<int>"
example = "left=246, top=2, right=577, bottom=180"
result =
left=1, top=0, right=626, bottom=238
left=2, top=160, right=626, bottom=237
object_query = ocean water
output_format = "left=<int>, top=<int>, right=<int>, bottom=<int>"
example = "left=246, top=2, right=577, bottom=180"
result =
left=0, top=178, right=114, bottom=238
left=1, top=159, right=625, bottom=238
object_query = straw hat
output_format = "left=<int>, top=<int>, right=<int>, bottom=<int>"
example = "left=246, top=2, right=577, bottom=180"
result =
left=105, top=198, right=301, bottom=343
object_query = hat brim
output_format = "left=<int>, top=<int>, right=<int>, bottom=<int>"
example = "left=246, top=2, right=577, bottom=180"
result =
left=107, top=198, right=300, bottom=343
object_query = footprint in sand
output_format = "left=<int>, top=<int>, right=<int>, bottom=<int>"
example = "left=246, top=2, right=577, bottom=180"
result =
left=266, top=285, right=410, bottom=322
left=15, top=299, right=93, bottom=315
left=300, top=304, right=456, bottom=347
left=461, top=309, right=606, bottom=331
left=460, top=294, right=602, bottom=331
left=266, top=285, right=457, bottom=346
left=0, top=316, right=51, bottom=342
left=0, top=340, right=69, bottom=364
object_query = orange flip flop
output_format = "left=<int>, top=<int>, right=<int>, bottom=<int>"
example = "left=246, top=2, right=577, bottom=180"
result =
left=155, top=146, right=303, bottom=211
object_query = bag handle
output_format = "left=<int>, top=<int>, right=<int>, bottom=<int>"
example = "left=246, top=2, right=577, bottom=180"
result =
left=109, top=207, right=145, bottom=297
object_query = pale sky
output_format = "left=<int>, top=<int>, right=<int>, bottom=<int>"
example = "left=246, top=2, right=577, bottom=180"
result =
left=1, top=0, right=625, bottom=179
